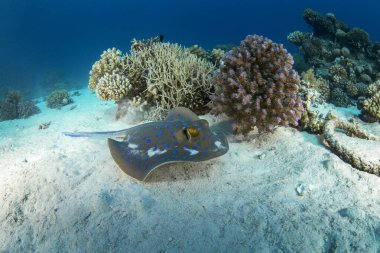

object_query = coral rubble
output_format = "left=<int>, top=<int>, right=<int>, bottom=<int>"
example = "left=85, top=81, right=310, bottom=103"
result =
left=209, top=35, right=304, bottom=134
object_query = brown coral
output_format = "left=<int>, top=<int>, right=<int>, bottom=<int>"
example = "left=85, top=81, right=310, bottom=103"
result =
left=210, top=35, right=304, bottom=134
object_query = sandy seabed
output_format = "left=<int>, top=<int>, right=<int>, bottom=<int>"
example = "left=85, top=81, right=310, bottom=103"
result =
left=0, top=88, right=379, bottom=253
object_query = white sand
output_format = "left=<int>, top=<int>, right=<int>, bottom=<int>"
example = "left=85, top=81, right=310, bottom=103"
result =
left=0, top=88, right=380, bottom=252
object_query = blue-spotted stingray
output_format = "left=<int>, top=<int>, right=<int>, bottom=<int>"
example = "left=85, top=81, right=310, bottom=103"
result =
left=63, top=107, right=229, bottom=181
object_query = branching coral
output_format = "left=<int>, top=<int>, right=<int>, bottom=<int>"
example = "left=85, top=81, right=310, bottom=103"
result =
left=209, top=35, right=304, bottom=134
left=324, top=117, right=380, bottom=176
left=128, top=43, right=215, bottom=119
left=89, top=41, right=216, bottom=120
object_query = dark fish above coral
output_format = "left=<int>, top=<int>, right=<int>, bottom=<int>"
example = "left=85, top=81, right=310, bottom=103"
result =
left=63, top=107, right=229, bottom=181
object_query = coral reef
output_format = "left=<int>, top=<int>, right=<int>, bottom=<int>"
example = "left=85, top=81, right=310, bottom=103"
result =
left=289, top=9, right=380, bottom=108
left=287, top=31, right=312, bottom=46
left=301, top=69, right=330, bottom=102
left=130, top=35, right=164, bottom=51
left=209, top=35, right=304, bottom=134
left=0, top=90, right=40, bottom=121
left=303, top=9, right=340, bottom=38
left=298, top=72, right=333, bottom=135
left=126, top=42, right=215, bottom=119
left=46, top=89, right=73, bottom=109
left=359, top=80, right=380, bottom=122
left=188, top=45, right=225, bottom=67
left=324, top=116, right=380, bottom=176
left=89, top=39, right=216, bottom=120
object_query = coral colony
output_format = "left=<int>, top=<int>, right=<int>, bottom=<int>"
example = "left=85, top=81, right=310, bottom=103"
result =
left=209, top=35, right=304, bottom=134
left=288, top=8, right=380, bottom=122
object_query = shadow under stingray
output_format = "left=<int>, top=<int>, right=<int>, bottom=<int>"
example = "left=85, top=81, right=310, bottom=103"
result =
left=144, top=160, right=217, bottom=183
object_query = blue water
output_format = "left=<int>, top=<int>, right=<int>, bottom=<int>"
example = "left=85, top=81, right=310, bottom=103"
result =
left=0, top=0, right=379, bottom=96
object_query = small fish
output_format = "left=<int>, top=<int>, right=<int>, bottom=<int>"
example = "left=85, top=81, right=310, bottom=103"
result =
left=63, top=107, right=229, bottom=181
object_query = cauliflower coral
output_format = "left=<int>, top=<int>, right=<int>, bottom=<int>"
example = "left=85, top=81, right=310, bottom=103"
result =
left=210, top=35, right=304, bottom=134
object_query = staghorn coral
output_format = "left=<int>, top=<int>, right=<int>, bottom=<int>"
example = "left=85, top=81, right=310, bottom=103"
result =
left=360, top=80, right=380, bottom=122
left=46, top=89, right=73, bottom=109
left=89, top=40, right=216, bottom=120
left=324, top=117, right=380, bottom=176
left=209, top=35, right=304, bottom=134
left=128, top=42, right=215, bottom=119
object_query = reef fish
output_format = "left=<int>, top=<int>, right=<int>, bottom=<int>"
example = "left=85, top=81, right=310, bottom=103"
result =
left=63, top=107, right=229, bottom=181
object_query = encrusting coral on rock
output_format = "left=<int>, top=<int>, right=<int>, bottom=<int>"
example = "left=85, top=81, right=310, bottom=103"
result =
left=209, top=34, right=304, bottom=134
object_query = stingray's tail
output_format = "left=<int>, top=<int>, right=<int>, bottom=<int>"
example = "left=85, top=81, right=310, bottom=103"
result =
left=63, top=129, right=128, bottom=140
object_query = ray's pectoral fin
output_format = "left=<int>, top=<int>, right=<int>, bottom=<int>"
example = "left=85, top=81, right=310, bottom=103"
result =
left=108, top=138, right=161, bottom=181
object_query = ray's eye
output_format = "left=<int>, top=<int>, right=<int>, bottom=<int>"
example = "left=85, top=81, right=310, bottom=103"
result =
left=183, top=127, right=200, bottom=140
